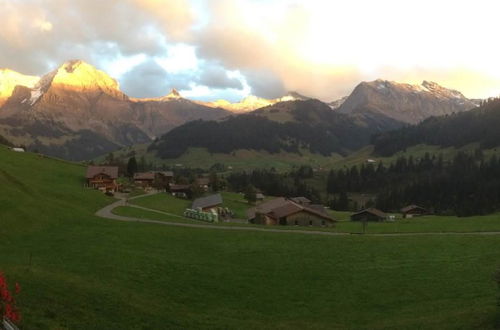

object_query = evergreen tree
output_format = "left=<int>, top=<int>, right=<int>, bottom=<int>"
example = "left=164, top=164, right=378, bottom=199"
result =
left=127, top=157, right=138, bottom=177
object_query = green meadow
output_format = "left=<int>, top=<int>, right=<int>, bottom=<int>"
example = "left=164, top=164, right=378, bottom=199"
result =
left=1, top=146, right=500, bottom=329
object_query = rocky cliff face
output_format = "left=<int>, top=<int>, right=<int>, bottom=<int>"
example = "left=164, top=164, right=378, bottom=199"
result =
left=337, top=79, right=478, bottom=124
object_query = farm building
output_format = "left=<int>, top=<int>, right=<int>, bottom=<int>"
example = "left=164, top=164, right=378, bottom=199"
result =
left=155, top=171, right=174, bottom=189
left=247, top=197, right=335, bottom=227
left=401, top=205, right=429, bottom=218
left=351, top=208, right=387, bottom=222
left=169, top=183, right=191, bottom=198
left=192, top=193, right=223, bottom=212
left=195, top=177, right=211, bottom=191
left=86, top=166, right=119, bottom=192
left=134, top=171, right=174, bottom=189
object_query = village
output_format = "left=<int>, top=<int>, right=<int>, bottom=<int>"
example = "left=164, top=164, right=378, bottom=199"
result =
left=85, top=165, right=430, bottom=227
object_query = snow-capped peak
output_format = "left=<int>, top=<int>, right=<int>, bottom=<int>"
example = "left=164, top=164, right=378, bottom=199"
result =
left=0, top=69, right=40, bottom=106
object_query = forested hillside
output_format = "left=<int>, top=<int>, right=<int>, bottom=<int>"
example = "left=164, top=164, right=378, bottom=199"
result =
left=373, top=98, right=500, bottom=156
left=326, top=150, right=500, bottom=216
left=149, top=99, right=389, bottom=159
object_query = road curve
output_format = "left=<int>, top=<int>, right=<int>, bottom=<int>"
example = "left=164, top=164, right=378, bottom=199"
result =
left=95, top=195, right=500, bottom=237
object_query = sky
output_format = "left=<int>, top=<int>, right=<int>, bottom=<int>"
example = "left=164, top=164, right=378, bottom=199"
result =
left=1, top=0, right=500, bottom=102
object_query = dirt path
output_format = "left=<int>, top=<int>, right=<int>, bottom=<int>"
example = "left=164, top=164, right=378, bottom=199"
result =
left=95, top=194, right=500, bottom=237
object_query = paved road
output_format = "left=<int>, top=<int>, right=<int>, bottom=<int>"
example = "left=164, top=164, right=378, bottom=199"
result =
left=95, top=194, right=500, bottom=237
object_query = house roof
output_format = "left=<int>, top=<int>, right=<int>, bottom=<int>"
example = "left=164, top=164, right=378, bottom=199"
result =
left=290, top=197, right=311, bottom=204
left=192, top=193, right=223, bottom=209
left=169, top=183, right=191, bottom=191
left=352, top=208, right=387, bottom=218
left=86, top=166, right=118, bottom=179
left=156, top=171, right=174, bottom=177
left=246, top=197, right=288, bottom=220
left=270, top=202, right=304, bottom=219
left=134, top=172, right=155, bottom=180
left=401, top=205, right=427, bottom=213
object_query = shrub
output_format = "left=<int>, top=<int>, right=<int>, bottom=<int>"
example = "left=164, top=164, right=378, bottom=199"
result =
left=0, top=272, right=21, bottom=324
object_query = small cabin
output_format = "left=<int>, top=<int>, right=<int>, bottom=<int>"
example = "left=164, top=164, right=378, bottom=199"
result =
left=401, top=205, right=428, bottom=218
left=351, top=208, right=387, bottom=222
left=86, top=166, right=119, bottom=192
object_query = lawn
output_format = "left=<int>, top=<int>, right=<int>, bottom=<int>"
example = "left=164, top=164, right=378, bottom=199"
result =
left=127, top=192, right=500, bottom=234
left=2, top=145, right=500, bottom=329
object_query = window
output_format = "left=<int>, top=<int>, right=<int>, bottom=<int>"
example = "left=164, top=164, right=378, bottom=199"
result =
left=309, top=220, right=312, bottom=226
left=294, top=220, right=298, bottom=226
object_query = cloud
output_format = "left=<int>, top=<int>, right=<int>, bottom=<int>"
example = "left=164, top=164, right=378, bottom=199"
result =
left=198, top=64, right=242, bottom=90
left=120, top=59, right=188, bottom=98
left=1, top=0, right=500, bottom=100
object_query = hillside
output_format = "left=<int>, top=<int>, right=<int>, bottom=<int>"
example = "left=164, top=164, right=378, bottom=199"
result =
left=338, top=79, right=478, bottom=124
left=2, top=146, right=500, bottom=328
left=373, top=98, right=500, bottom=156
left=149, top=99, right=400, bottom=159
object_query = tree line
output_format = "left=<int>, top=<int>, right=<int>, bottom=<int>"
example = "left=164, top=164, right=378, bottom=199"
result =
left=327, top=150, right=500, bottom=216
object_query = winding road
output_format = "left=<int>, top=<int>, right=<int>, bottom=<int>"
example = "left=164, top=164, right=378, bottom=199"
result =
left=95, top=193, right=500, bottom=237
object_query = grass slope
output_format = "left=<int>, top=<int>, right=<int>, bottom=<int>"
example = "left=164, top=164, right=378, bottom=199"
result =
left=1, top=146, right=500, bottom=329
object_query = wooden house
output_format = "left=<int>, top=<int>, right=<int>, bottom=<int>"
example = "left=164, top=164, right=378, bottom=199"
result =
left=86, top=166, right=119, bottom=192
left=154, top=171, right=174, bottom=189
left=247, top=198, right=335, bottom=227
left=351, top=208, right=387, bottom=222
left=169, top=183, right=191, bottom=198
left=133, top=172, right=155, bottom=188
left=192, top=193, right=223, bottom=212
left=401, top=205, right=428, bottom=218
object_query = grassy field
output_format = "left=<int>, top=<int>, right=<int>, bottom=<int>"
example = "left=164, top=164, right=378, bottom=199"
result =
left=2, top=145, right=500, bottom=329
left=123, top=193, right=500, bottom=234
left=129, top=191, right=253, bottom=219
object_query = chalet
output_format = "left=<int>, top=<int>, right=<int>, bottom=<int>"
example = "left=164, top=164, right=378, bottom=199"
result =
left=86, top=166, right=119, bottom=192
left=401, top=205, right=428, bottom=218
left=154, top=171, right=174, bottom=189
left=169, top=183, right=191, bottom=198
left=133, top=172, right=155, bottom=188
left=192, top=193, right=223, bottom=212
left=351, top=208, right=387, bottom=222
left=247, top=198, right=335, bottom=227
left=134, top=171, right=174, bottom=189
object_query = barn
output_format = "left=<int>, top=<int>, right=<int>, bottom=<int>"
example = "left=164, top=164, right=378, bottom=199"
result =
left=401, top=205, right=429, bottom=218
left=351, top=208, right=387, bottom=222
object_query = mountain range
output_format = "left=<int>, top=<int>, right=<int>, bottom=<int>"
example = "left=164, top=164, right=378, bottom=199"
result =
left=0, top=59, right=482, bottom=160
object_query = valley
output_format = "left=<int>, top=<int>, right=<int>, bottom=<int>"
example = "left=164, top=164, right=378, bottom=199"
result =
left=1, top=145, right=500, bottom=329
